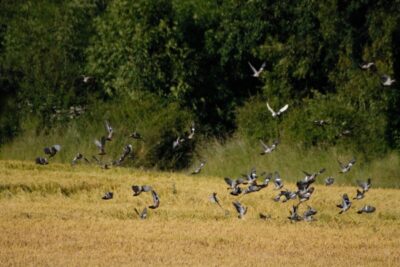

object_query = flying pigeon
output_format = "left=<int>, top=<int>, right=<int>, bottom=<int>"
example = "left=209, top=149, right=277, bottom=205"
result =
left=273, top=171, right=283, bottom=190
left=44, top=144, right=61, bottom=158
left=232, top=201, right=247, bottom=219
left=248, top=61, right=266, bottom=77
left=191, top=161, right=206, bottom=175
left=381, top=75, right=396, bottom=86
left=359, top=62, right=376, bottom=71
left=94, top=136, right=107, bottom=155
left=259, top=139, right=279, bottom=155
left=337, top=193, right=352, bottom=214
left=71, top=153, right=89, bottom=165
left=148, top=190, right=160, bottom=209
left=267, top=102, right=289, bottom=118
left=134, top=207, right=148, bottom=219
left=131, top=185, right=152, bottom=196
left=172, top=136, right=185, bottom=149
left=357, top=178, right=371, bottom=192
left=187, top=122, right=195, bottom=140
left=325, top=177, right=335, bottom=186
left=314, top=120, right=329, bottom=126
left=357, top=205, right=376, bottom=214
left=130, top=131, right=144, bottom=141
left=338, top=158, right=356, bottom=173
left=353, top=189, right=365, bottom=200
left=105, top=120, right=113, bottom=141
left=288, top=205, right=302, bottom=222
left=303, top=206, right=317, bottom=221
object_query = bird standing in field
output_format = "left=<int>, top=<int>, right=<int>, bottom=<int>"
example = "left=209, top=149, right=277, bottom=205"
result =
left=337, top=193, right=352, bottom=214
left=35, top=157, right=48, bottom=165
left=259, top=139, right=279, bottom=155
left=266, top=102, right=289, bottom=118
left=357, top=205, right=376, bottom=214
left=102, top=192, right=113, bottom=200
left=248, top=61, right=266, bottom=77
left=44, top=144, right=61, bottom=158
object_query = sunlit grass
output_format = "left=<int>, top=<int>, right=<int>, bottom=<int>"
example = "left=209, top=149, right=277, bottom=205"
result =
left=0, top=160, right=399, bottom=266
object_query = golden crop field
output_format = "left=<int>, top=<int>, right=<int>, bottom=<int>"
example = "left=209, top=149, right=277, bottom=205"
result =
left=0, top=160, right=399, bottom=266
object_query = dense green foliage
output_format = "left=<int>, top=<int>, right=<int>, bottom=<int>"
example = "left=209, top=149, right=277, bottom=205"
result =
left=0, top=0, right=399, bottom=169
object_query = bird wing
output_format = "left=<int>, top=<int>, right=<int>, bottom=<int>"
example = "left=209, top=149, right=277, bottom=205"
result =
left=259, top=139, right=269, bottom=150
left=94, top=139, right=102, bottom=149
left=232, top=201, right=242, bottom=214
left=279, top=104, right=289, bottom=113
left=105, top=120, right=112, bottom=133
left=248, top=62, right=257, bottom=74
left=266, top=102, right=275, bottom=115
left=53, top=144, right=61, bottom=152
left=259, top=62, right=266, bottom=71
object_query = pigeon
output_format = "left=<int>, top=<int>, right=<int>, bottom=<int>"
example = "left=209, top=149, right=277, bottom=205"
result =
left=130, top=131, right=144, bottom=141
left=92, top=155, right=110, bottom=169
left=94, top=136, right=107, bottom=155
left=259, top=139, right=279, bottom=155
left=102, top=192, right=113, bottom=200
left=337, top=193, right=352, bottom=214
left=288, top=205, right=302, bottom=222
left=43, top=144, right=61, bottom=158
left=191, top=161, right=206, bottom=175
left=81, top=75, right=94, bottom=83
left=314, top=120, right=329, bottom=126
left=134, top=207, right=148, bottom=219
left=209, top=192, right=222, bottom=208
left=303, top=206, right=317, bottom=221
left=148, top=190, right=160, bottom=209
left=325, top=177, right=335, bottom=186
left=338, top=158, right=356, bottom=173
left=35, top=157, right=48, bottom=165
left=280, top=189, right=297, bottom=202
left=357, top=205, right=376, bottom=214
left=381, top=75, right=396, bottom=86
left=359, top=62, right=376, bottom=71
left=266, top=102, right=289, bottom=118
left=230, top=186, right=243, bottom=196
left=261, top=173, right=272, bottom=187
left=187, top=122, right=195, bottom=140
left=224, top=177, right=238, bottom=190
left=131, top=185, right=152, bottom=196
left=243, top=184, right=264, bottom=195
left=297, top=187, right=315, bottom=202
left=232, top=201, right=247, bottom=219
left=71, top=153, right=89, bottom=165
left=114, top=144, right=133, bottom=165
left=105, top=120, right=113, bottom=141
left=357, top=178, right=371, bottom=192
left=259, top=213, right=271, bottom=220
left=273, top=171, right=283, bottom=190
left=172, top=136, right=185, bottom=149
left=353, top=189, right=365, bottom=200
left=248, top=61, right=266, bottom=77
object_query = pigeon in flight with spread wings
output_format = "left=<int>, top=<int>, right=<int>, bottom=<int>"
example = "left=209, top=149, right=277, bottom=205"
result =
left=381, top=75, right=396, bottom=87
left=248, top=61, right=266, bottom=77
left=267, top=102, right=289, bottom=118
left=148, top=190, right=160, bottom=209
left=259, top=139, right=279, bottom=155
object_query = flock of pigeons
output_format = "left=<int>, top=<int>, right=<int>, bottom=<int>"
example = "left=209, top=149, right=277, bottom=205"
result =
left=32, top=59, right=393, bottom=220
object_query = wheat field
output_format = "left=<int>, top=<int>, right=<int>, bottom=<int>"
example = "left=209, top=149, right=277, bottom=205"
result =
left=0, top=160, right=399, bottom=266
